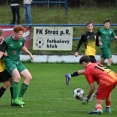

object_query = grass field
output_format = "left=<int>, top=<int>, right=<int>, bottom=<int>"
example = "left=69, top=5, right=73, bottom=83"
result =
left=0, top=63, right=117, bottom=117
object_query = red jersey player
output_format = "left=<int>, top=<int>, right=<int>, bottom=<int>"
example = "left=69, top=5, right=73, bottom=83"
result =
left=79, top=55, right=117, bottom=115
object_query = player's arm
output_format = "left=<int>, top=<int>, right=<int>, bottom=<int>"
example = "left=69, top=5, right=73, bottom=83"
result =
left=81, top=83, right=95, bottom=104
left=96, top=30, right=102, bottom=46
left=111, top=30, right=117, bottom=40
left=114, top=36, right=117, bottom=40
left=75, top=35, right=85, bottom=57
left=81, top=73, right=95, bottom=103
left=87, top=83, right=95, bottom=98
left=77, top=69, right=85, bottom=75
left=22, top=46, right=34, bottom=60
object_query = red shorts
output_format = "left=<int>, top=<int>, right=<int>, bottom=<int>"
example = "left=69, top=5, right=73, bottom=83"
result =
left=96, top=82, right=117, bottom=100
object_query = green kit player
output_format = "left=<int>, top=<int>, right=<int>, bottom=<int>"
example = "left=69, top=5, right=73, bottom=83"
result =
left=96, top=19, right=117, bottom=69
left=2, top=25, right=34, bottom=107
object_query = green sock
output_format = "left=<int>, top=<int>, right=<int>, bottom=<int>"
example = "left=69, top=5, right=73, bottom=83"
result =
left=106, top=65, right=110, bottom=69
left=18, top=83, right=28, bottom=98
left=13, top=82, right=19, bottom=100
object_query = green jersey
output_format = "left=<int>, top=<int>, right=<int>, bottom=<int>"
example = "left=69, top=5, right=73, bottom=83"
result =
left=4, top=36, right=25, bottom=61
left=97, top=28, right=116, bottom=48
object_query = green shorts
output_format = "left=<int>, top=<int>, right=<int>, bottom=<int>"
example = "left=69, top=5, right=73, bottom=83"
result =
left=100, top=48, right=112, bottom=59
left=5, top=60, right=26, bottom=75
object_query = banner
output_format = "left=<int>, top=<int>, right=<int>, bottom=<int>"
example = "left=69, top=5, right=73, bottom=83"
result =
left=33, top=27, right=73, bottom=50
left=0, top=26, right=31, bottom=49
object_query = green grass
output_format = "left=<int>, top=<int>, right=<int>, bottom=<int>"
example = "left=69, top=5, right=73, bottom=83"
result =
left=0, top=63, right=117, bottom=117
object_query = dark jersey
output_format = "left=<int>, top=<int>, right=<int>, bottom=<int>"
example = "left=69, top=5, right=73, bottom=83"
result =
left=0, top=41, right=7, bottom=72
left=76, top=32, right=96, bottom=56
left=0, top=41, right=6, bottom=52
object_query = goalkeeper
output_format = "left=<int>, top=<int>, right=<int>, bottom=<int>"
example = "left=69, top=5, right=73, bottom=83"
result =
left=79, top=55, right=117, bottom=115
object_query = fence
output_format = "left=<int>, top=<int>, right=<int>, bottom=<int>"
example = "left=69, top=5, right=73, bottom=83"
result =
left=0, top=23, right=117, bottom=41
left=3, top=23, right=117, bottom=40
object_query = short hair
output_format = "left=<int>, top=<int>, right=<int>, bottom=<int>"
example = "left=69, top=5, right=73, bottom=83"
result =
left=103, top=19, right=110, bottom=24
left=79, top=55, right=91, bottom=64
left=0, top=29, right=3, bottom=36
left=86, top=20, right=93, bottom=26
left=13, top=25, right=24, bottom=33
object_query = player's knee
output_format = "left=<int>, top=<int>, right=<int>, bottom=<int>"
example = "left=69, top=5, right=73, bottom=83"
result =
left=26, top=75, right=32, bottom=82
left=111, top=59, right=113, bottom=63
left=29, top=75, right=32, bottom=81
left=14, top=75, right=21, bottom=81
left=108, top=59, right=113, bottom=64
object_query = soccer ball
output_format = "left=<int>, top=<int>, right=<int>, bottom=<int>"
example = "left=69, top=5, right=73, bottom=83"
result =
left=35, top=38, right=44, bottom=48
left=73, top=88, right=85, bottom=100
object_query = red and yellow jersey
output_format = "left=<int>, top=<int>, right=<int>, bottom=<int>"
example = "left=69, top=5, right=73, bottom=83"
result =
left=84, top=63, right=117, bottom=86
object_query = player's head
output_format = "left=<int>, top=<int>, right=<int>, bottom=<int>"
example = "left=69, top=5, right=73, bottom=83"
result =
left=103, top=19, right=110, bottom=29
left=0, top=29, right=4, bottom=42
left=79, top=55, right=91, bottom=68
left=86, top=20, right=93, bottom=32
left=13, top=25, right=24, bottom=40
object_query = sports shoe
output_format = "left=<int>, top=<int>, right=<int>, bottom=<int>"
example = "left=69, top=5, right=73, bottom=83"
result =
left=65, top=74, right=70, bottom=85
left=88, top=110, right=103, bottom=115
left=18, top=97, right=25, bottom=104
left=12, top=98, right=24, bottom=107
left=105, top=107, right=111, bottom=113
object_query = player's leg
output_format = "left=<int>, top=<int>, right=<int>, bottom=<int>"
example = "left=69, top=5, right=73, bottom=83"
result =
left=12, top=68, right=21, bottom=99
left=99, top=51, right=105, bottom=65
left=105, top=93, right=111, bottom=113
left=18, top=69, right=32, bottom=100
left=3, top=70, right=16, bottom=106
left=9, top=77, right=19, bottom=106
left=5, top=62, right=20, bottom=101
left=0, top=70, right=11, bottom=98
left=17, top=62, right=32, bottom=101
left=100, top=48, right=112, bottom=68
left=4, top=62, right=24, bottom=107
left=99, top=58, right=105, bottom=65
left=89, top=83, right=114, bottom=114
left=107, top=58, right=113, bottom=69
left=9, top=77, right=13, bottom=99
left=11, top=68, right=24, bottom=106
left=9, top=67, right=24, bottom=106
left=65, top=70, right=85, bottom=85
left=99, top=48, right=106, bottom=65
left=105, top=48, right=112, bottom=68
left=0, top=81, right=9, bottom=97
